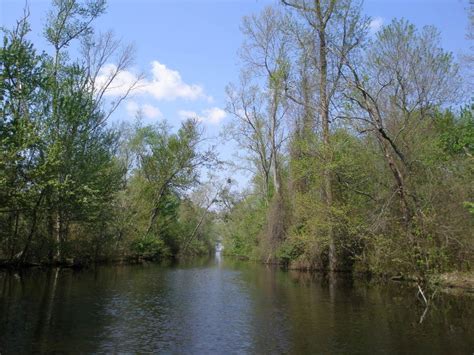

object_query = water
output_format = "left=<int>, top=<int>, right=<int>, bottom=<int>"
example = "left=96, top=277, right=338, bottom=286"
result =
left=1, top=254, right=473, bottom=354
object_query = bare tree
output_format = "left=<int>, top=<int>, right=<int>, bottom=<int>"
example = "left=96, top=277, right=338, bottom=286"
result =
left=463, top=1, right=474, bottom=89
left=239, top=6, right=291, bottom=198
left=225, top=75, right=274, bottom=202
left=81, top=31, right=143, bottom=125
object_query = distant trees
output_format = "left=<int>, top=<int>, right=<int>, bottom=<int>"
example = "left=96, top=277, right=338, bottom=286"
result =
left=119, top=118, right=218, bottom=258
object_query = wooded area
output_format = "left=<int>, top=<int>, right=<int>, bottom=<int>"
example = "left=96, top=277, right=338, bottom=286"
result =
left=1, top=0, right=473, bottom=283
left=0, top=0, right=220, bottom=266
left=221, top=0, right=473, bottom=281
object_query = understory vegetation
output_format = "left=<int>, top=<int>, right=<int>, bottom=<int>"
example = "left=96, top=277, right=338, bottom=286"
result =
left=1, top=0, right=473, bottom=280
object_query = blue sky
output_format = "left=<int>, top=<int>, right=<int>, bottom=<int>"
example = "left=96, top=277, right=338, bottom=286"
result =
left=1, top=0, right=472, bottom=186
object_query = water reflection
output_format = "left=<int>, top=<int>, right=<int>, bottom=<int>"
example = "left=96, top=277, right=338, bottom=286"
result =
left=1, top=257, right=473, bottom=354
left=215, top=249, right=222, bottom=266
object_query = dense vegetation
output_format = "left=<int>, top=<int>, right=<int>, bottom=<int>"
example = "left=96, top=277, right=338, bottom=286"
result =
left=0, top=1, right=219, bottom=266
left=1, top=0, right=473, bottom=281
left=221, top=1, right=474, bottom=280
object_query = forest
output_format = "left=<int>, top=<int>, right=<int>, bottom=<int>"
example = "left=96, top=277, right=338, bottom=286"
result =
left=1, top=0, right=473, bottom=284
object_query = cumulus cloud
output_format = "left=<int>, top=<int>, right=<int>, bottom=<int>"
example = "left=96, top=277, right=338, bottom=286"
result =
left=178, top=107, right=227, bottom=125
left=147, top=61, right=206, bottom=101
left=97, top=60, right=209, bottom=101
left=96, top=63, right=141, bottom=97
left=201, top=107, right=227, bottom=124
left=126, top=100, right=162, bottom=119
left=142, top=104, right=162, bottom=119
left=369, top=17, right=384, bottom=34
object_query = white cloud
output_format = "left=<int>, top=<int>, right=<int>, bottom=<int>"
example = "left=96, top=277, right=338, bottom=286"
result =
left=126, top=100, right=162, bottom=119
left=178, top=107, right=227, bottom=125
left=97, top=63, right=141, bottom=97
left=369, top=17, right=384, bottom=34
left=97, top=60, right=209, bottom=101
left=202, top=107, right=227, bottom=124
left=126, top=101, right=140, bottom=117
left=147, top=61, right=207, bottom=101
left=142, top=104, right=162, bottom=119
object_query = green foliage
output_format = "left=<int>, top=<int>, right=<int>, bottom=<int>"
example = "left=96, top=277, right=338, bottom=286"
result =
left=118, top=118, right=216, bottom=257
left=436, top=104, right=474, bottom=157
left=131, top=235, right=170, bottom=260
left=0, top=2, right=218, bottom=265
left=276, top=237, right=304, bottom=266
left=464, top=202, right=474, bottom=215
left=221, top=193, right=267, bottom=259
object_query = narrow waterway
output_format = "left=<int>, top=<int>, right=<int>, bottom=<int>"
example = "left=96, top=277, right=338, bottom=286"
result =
left=1, top=254, right=473, bottom=354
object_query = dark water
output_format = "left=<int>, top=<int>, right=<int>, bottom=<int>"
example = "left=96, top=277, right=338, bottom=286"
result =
left=1, top=254, right=473, bottom=354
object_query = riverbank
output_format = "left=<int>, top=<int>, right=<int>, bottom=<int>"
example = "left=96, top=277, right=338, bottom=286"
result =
left=437, top=272, right=474, bottom=293
left=219, top=252, right=474, bottom=295
left=0, top=255, right=162, bottom=270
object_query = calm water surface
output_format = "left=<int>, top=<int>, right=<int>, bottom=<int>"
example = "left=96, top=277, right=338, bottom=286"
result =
left=1, top=254, right=473, bottom=354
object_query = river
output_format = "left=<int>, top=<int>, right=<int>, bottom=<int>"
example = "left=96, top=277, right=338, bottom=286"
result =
left=1, top=253, right=473, bottom=354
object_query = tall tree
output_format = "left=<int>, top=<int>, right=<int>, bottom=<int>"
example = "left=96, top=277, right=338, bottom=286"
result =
left=225, top=75, right=273, bottom=202
left=239, top=6, right=290, bottom=199
left=128, top=119, right=216, bottom=244
left=281, top=0, right=367, bottom=270
left=0, top=10, right=48, bottom=263
left=42, top=0, right=137, bottom=260
left=227, top=6, right=291, bottom=259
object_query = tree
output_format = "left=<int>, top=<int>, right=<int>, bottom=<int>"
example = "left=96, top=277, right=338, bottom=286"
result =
left=225, top=6, right=292, bottom=261
left=0, top=1, right=137, bottom=264
left=343, top=19, right=464, bottom=277
left=238, top=6, right=290, bottom=199
left=225, top=75, right=274, bottom=203
left=41, top=0, right=137, bottom=260
left=281, top=0, right=368, bottom=270
left=345, top=19, right=461, bottom=230
left=0, top=10, right=48, bottom=263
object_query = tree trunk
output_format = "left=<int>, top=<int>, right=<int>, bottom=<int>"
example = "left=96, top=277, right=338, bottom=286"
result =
left=55, top=212, right=61, bottom=261
left=145, top=185, right=168, bottom=237
left=318, top=18, right=336, bottom=272
left=376, top=133, right=413, bottom=236
left=19, top=191, right=44, bottom=264
left=9, top=211, right=20, bottom=261
left=271, top=91, right=281, bottom=197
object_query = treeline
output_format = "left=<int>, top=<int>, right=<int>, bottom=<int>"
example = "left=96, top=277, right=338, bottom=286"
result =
left=221, top=0, right=473, bottom=278
left=0, top=1, right=218, bottom=266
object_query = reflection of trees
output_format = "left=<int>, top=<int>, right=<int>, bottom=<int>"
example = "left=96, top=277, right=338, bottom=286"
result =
left=1, top=262, right=474, bottom=353
left=230, top=261, right=474, bottom=354
left=34, top=268, right=59, bottom=353
left=1, top=266, right=159, bottom=353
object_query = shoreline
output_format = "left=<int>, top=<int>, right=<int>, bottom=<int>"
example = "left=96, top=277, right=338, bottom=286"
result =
left=3, top=254, right=473, bottom=295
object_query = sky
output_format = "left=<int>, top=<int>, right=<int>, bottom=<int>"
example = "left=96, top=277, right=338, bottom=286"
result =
left=1, top=0, right=472, bottom=187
